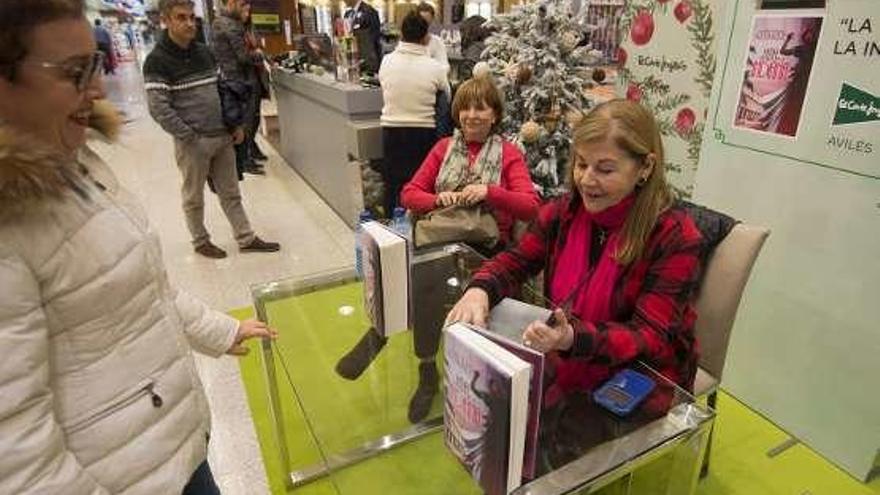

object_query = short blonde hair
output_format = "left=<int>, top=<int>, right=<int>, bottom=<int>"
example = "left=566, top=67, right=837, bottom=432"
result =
left=451, top=76, right=504, bottom=133
left=568, top=99, right=673, bottom=265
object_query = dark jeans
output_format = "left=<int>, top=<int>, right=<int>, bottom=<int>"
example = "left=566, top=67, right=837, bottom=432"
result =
left=381, top=127, right=437, bottom=217
left=234, top=81, right=261, bottom=174
left=182, top=460, right=221, bottom=495
left=411, top=252, right=459, bottom=360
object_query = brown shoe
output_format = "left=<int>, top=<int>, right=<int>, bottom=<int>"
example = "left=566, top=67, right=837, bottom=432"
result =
left=195, top=242, right=227, bottom=259
left=240, top=236, right=281, bottom=253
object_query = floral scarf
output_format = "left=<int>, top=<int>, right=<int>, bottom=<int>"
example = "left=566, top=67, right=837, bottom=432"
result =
left=434, top=130, right=503, bottom=192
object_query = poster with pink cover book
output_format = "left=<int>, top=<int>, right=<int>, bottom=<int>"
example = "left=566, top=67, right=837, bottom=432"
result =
left=734, top=15, right=823, bottom=137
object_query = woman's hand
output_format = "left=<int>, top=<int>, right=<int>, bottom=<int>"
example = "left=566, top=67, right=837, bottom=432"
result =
left=522, top=308, right=574, bottom=353
left=436, top=191, right=461, bottom=207
left=460, top=184, right=488, bottom=205
left=227, top=319, right=278, bottom=356
left=445, top=288, right=490, bottom=328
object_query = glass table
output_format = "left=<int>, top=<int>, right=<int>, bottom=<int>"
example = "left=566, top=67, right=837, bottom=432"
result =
left=250, top=243, right=714, bottom=494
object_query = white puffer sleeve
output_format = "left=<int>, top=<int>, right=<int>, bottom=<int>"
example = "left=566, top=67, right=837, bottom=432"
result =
left=0, top=250, right=109, bottom=494
left=173, top=288, right=239, bottom=357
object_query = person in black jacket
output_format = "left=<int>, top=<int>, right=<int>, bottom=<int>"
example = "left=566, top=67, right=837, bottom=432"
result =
left=343, top=0, right=382, bottom=74
left=212, top=0, right=264, bottom=175
left=144, top=0, right=280, bottom=258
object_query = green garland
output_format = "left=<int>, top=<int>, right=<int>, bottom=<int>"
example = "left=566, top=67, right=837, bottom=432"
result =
left=617, top=0, right=718, bottom=199
left=688, top=0, right=717, bottom=97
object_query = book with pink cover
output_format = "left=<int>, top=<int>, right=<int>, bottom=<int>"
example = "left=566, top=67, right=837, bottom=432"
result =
left=734, top=15, right=823, bottom=137
left=444, top=323, right=529, bottom=495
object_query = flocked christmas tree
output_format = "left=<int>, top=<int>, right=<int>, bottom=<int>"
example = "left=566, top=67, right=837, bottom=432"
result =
left=479, top=0, right=603, bottom=198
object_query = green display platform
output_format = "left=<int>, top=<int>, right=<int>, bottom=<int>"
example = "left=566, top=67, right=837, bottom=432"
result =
left=231, top=307, right=879, bottom=495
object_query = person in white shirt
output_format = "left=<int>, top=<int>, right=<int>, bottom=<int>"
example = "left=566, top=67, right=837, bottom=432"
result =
left=416, top=2, right=449, bottom=73
left=378, top=11, right=449, bottom=216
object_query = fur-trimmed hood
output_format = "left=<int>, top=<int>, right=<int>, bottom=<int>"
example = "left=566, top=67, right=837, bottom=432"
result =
left=0, top=99, right=121, bottom=208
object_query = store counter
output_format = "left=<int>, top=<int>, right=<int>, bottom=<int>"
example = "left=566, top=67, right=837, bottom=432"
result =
left=272, top=69, right=383, bottom=228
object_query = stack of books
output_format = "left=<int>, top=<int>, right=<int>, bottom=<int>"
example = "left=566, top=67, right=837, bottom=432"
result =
left=443, top=299, right=551, bottom=495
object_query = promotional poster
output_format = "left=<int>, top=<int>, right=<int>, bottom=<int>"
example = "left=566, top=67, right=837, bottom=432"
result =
left=733, top=15, right=823, bottom=137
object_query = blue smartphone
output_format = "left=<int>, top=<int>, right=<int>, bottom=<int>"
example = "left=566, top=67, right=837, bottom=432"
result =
left=593, top=369, right=656, bottom=417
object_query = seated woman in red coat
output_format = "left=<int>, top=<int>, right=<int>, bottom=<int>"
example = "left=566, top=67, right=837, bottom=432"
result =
left=447, top=99, right=704, bottom=409
left=401, top=76, right=540, bottom=249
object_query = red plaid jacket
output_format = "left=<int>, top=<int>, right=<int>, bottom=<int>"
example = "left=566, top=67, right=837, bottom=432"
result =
left=470, top=194, right=704, bottom=394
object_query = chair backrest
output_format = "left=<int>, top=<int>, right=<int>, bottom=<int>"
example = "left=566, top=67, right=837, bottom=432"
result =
left=694, top=223, right=770, bottom=379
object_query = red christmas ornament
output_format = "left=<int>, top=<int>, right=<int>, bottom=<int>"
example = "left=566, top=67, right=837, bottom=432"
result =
left=630, top=11, right=655, bottom=46
left=626, top=84, right=643, bottom=102
left=616, top=47, right=628, bottom=66
left=674, top=1, right=693, bottom=23
left=675, top=107, right=696, bottom=135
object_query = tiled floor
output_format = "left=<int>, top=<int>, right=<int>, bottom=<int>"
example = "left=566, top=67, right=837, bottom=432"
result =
left=98, top=62, right=354, bottom=494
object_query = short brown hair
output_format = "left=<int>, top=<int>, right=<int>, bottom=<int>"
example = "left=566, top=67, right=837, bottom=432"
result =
left=416, top=2, right=435, bottom=17
left=158, top=0, right=195, bottom=15
left=0, top=0, right=84, bottom=81
left=568, top=99, right=673, bottom=265
left=451, top=76, right=504, bottom=133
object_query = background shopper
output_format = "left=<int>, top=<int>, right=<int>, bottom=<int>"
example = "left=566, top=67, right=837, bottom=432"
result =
left=212, top=0, right=265, bottom=175
left=378, top=11, right=449, bottom=217
left=144, top=0, right=280, bottom=258
left=399, top=76, right=538, bottom=422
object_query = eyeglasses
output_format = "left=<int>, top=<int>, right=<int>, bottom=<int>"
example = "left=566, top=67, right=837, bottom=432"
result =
left=21, top=51, right=105, bottom=92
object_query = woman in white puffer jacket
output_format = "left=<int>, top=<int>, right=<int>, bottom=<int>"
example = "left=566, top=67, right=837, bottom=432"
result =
left=0, top=1, right=275, bottom=493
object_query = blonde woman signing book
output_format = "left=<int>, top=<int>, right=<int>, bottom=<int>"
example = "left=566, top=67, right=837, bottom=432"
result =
left=447, top=100, right=704, bottom=410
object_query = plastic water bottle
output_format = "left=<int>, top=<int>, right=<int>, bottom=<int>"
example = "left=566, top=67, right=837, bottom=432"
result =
left=391, top=207, right=412, bottom=243
left=355, top=209, right=373, bottom=279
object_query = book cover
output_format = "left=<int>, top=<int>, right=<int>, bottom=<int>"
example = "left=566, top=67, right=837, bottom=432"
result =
left=734, top=15, right=823, bottom=137
left=483, top=298, right=555, bottom=479
left=360, top=221, right=410, bottom=337
left=360, top=227, right=384, bottom=333
left=471, top=325, right=544, bottom=480
left=485, top=297, right=551, bottom=480
left=444, top=323, right=530, bottom=495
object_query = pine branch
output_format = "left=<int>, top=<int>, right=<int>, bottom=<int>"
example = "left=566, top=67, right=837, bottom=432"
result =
left=638, top=75, right=671, bottom=96
left=685, top=122, right=705, bottom=165
left=657, top=118, right=675, bottom=136
left=653, top=93, right=691, bottom=113
left=665, top=159, right=684, bottom=173
left=670, top=183, right=692, bottom=200
left=686, top=0, right=716, bottom=97
left=617, top=67, right=633, bottom=86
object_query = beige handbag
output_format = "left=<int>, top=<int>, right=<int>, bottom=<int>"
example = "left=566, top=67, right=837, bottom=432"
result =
left=414, top=205, right=500, bottom=249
